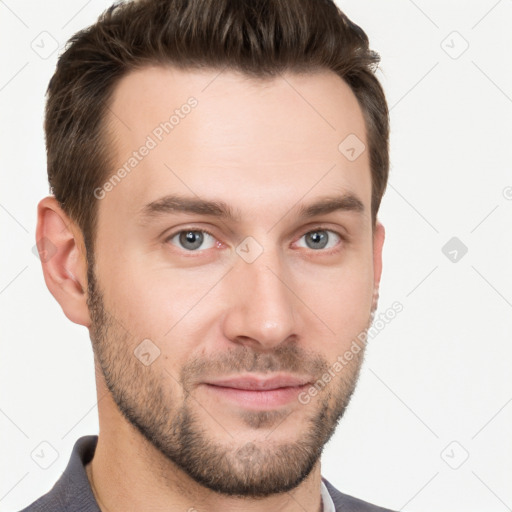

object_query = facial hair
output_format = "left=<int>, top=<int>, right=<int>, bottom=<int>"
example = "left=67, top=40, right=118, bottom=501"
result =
left=86, top=262, right=370, bottom=497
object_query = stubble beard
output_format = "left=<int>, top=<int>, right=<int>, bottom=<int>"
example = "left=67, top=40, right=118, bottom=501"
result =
left=86, top=263, right=369, bottom=497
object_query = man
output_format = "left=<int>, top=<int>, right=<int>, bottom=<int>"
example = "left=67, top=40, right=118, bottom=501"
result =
left=24, top=0, right=395, bottom=510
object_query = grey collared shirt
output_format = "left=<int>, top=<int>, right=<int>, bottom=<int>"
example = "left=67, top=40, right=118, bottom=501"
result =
left=19, top=435, right=398, bottom=512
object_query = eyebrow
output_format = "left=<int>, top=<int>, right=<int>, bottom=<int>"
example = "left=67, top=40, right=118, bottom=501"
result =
left=138, top=192, right=365, bottom=223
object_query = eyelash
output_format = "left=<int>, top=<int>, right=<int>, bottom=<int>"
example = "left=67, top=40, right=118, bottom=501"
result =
left=164, top=226, right=347, bottom=255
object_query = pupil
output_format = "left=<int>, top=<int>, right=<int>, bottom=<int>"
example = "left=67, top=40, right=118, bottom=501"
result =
left=307, top=231, right=327, bottom=249
left=180, top=231, right=203, bottom=250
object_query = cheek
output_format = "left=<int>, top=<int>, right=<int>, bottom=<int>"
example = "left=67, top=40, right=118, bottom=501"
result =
left=95, top=254, right=221, bottom=364
left=94, top=254, right=173, bottom=341
left=319, top=276, right=372, bottom=329
left=301, top=258, right=374, bottom=347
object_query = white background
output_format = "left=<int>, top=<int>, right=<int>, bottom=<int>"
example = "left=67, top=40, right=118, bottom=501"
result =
left=1, top=1, right=511, bottom=511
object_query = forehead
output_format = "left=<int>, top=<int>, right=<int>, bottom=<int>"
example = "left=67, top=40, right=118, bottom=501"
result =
left=100, top=65, right=371, bottom=226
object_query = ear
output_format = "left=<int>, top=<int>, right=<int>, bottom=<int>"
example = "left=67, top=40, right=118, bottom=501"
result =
left=35, top=196, right=91, bottom=327
left=371, top=221, right=385, bottom=313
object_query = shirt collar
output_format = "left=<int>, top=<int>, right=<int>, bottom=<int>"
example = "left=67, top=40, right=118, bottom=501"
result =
left=321, top=479, right=336, bottom=512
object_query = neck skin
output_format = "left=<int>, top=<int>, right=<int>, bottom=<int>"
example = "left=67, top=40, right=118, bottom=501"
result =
left=85, top=374, right=325, bottom=512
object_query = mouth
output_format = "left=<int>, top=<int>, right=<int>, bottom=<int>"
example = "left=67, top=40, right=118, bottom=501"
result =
left=201, top=374, right=313, bottom=409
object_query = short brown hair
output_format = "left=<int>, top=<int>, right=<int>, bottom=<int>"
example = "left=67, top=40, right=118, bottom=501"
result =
left=45, top=0, right=389, bottom=262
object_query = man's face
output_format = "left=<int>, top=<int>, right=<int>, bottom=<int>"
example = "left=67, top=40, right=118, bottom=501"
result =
left=87, top=65, right=383, bottom=496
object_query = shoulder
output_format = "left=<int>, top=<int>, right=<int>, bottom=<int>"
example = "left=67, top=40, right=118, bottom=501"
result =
left=17, top=436, right=100, bottom=512
left=18, top=491, right=66, bottom=512
left=323, top=478, right=399, bottom=512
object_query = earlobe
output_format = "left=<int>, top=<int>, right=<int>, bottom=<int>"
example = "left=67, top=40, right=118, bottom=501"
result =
left=35, top=196, right=91, bottom=327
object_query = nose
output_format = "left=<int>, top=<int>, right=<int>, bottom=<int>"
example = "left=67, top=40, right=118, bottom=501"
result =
left=221, top=247, right=300, bottom=350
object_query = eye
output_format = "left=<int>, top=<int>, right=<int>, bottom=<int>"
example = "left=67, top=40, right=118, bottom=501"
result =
left=166, top=229, right=217, bottom=251
left=296, top=229, right=342, bottom=251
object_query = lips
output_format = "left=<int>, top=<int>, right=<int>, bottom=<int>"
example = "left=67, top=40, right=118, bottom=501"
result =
left=200, top=373, right=314, bottom=409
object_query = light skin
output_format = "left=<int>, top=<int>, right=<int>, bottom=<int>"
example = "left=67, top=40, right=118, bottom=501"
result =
left=36, top=65, right=385, bottom=512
